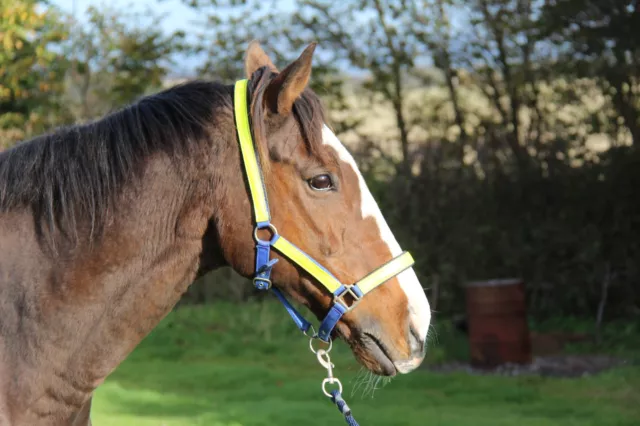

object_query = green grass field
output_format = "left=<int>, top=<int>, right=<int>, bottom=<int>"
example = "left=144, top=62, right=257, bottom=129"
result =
left=91, top=302, right=640, bottom=426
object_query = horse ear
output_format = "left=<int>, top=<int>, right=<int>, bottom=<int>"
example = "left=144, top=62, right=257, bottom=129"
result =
left=264, top=43, right=317, bottom=115
left=245, top=41, right=278, bottom=79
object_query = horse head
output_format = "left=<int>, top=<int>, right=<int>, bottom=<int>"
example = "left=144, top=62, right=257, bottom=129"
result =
left=216, top=42, right=431, bottom=376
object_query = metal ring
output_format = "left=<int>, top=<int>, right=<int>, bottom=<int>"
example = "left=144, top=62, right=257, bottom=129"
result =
left=322, top=378, right=342, bottom=397
left=253, top=224, right=278, bottom=243
left=309, top=336, right=332, bottom=354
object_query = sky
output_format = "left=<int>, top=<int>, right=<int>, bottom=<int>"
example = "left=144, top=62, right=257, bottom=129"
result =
left=52, top=0, right=208, bottom=74
left=51, top=0, right=298, bottom=75
left=52, top=0, right=200, bottom=33
left=52, top=0, right=296, bottom=33
left=50, top=0, right=442, bottom=77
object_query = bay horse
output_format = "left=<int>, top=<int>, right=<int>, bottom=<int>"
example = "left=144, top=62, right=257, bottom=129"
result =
left=0, top=42, right=431, bottom=425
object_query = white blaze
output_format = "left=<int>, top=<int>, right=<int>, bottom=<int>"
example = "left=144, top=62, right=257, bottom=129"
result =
left=321, top=126, right=431, bottom=356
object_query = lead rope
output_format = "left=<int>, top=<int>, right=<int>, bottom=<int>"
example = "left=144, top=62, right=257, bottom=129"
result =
left=330, top=390, right=359, bottom=426
left=309, top=336, right=361, bottom=426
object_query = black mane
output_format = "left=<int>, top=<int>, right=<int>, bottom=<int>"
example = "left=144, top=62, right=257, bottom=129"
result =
left=0, top=72, right=327, bottom=246
left=0, top=81, right=232, bottom=240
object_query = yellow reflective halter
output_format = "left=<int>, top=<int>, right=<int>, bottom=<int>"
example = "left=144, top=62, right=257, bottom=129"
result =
left=234, top=79, right=415, bottom=341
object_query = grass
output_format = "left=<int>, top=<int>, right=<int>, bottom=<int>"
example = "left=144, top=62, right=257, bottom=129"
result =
left=92, top=302, right=640, bottom=426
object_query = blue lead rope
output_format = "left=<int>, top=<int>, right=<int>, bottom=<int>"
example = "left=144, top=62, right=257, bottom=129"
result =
left=330, top=390, right=360, bottom=426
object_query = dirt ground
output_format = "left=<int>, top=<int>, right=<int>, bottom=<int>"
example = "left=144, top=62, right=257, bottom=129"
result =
left=429, top=354, right=630, bottom=377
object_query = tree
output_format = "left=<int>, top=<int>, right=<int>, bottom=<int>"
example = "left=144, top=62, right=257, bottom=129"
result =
left=65, top=5, right=186, bottom=121
left=541, top=0, right=640, bottom=145
left=182, top=0, right=353, bottom=132
left=181, top=0, right=286, bottom=81
left=294, top=0, right=430, bottom=176
left=0, top=0, right=68, bottom=147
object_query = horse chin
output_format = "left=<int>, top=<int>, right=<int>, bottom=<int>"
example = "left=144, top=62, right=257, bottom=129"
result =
left=347, top=332, right=398, bottom=377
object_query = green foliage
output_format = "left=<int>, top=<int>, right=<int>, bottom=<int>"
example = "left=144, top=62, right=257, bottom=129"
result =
left=0, top=0, right=68, bottom=146
left=0, top=2, right=184, bottom=147
left=369, top=144, right=640, bottom=320
left=90, top=304, right=640, bottom=425
left=64, top=4, right=186, bottom=121
left=183, top=0, right=281, bottom=81
left=540, top=0, right=640, bottom=144
left=2, top=0, right=638, bottom=322
left=181, top=0, right=352, bottom=131
left=530, top=316, right=640, bottom=361
left=294, top=0, right=432, bottom=172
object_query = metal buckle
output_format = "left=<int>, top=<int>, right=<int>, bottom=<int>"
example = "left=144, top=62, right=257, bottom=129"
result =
left=333, top=284, right=362, bottom=313
left=253, top=276, right=272, bottom=290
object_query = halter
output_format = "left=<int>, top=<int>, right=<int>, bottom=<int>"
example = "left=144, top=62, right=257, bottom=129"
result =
left=234, top=79, right=415, bottom=342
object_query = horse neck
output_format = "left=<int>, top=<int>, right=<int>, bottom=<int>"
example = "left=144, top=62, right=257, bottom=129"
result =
left=1, top=117, right=241, bottom=424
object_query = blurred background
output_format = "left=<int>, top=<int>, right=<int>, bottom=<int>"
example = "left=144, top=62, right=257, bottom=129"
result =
left=1, top=0, right=639, bottom=424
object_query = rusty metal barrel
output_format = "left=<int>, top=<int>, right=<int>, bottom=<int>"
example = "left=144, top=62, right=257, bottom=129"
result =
left=465, top=278, right=532, bottom=368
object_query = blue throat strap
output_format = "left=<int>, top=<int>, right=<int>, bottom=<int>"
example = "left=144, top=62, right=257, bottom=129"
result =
left=271, top=287, right=313, bottom=333
left=253, top=227, right=278, bottom=291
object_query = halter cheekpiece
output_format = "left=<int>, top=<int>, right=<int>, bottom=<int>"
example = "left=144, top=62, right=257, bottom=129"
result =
left=234, top=79, right=415, bottom=342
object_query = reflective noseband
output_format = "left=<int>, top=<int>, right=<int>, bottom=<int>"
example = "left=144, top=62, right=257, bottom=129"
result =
left=234, top=79, right=415, bottom=342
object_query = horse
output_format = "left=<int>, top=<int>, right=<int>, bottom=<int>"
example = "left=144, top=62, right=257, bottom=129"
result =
left=0, top=42, right=431, bottom=425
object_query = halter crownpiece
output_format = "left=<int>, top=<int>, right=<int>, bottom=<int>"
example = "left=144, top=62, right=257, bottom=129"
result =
left=234, top=79, right=415, bottom=342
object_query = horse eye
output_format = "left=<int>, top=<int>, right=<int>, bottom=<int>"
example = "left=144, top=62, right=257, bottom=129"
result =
left=308, top=174, right=334, bottom=191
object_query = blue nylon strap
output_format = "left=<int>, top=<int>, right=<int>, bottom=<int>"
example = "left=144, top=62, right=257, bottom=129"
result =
left=317, top=302, right=347, bottom=342
left=317, top=284, right=363, bottom=342
left=254, top=240, right=277, bottom=290
left=254, top=222, right=280, bottom=291
left=271, top=287, right=313, bottom=333
left=350, top=285, right=364, bottom=298
left=256, top=220, right=271, bottom=229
